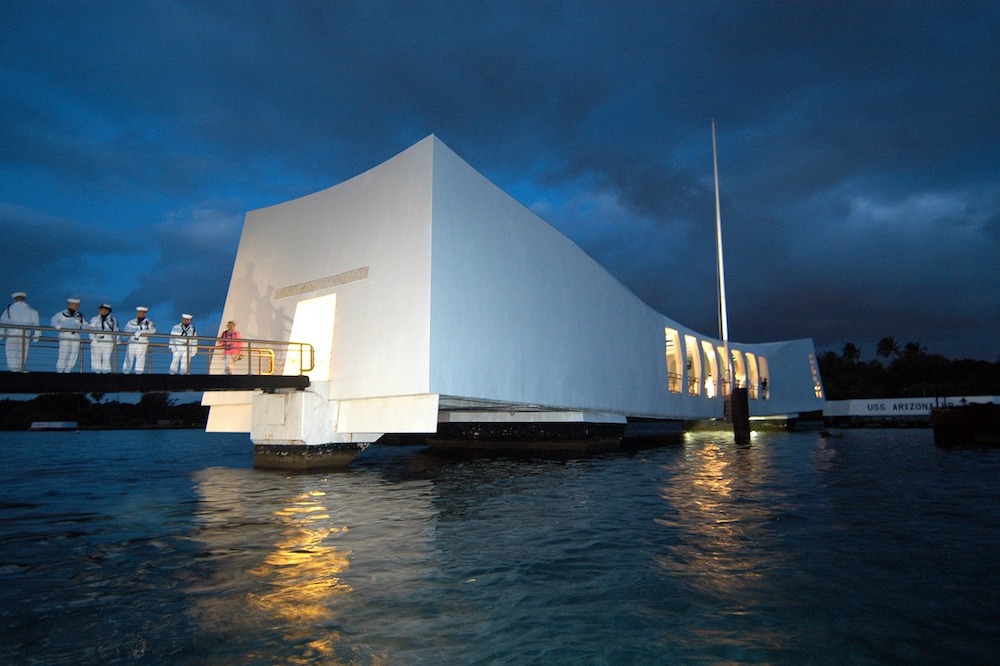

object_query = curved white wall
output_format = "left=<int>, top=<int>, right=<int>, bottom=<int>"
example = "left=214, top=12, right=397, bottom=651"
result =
left=427, top=139, right=823, bottom=419
left=218, top=139, right=435, bottom=401
left=210, top=135, right=825, bottom=435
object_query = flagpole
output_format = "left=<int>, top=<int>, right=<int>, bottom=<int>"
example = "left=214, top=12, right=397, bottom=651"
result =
left=712, top=119, right=732, bottom=397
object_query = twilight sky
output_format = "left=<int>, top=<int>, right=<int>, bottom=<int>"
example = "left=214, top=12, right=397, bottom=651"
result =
left=2, top=0, right=998, bottom=361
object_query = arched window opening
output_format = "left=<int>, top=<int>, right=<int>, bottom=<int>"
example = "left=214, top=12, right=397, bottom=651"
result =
left=808, top=353, right=824, bottom=398
left=701, top=340, right=719, bottom=398
left=716, top=346, right=731, bottom=397
left=664, top=328, right=682, bottom=394
left=731, top=349, right=747, bottom=390
left=684, top=334, right=701, bottom=395
left=745, top=352, right=760, bottom=399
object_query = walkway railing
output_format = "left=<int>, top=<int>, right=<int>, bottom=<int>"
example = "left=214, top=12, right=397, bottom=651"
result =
left=0, top=323, right=314, bottom=377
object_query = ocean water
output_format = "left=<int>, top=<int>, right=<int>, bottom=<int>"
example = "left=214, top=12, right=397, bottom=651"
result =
left=0, top=428, right=997, bottom=665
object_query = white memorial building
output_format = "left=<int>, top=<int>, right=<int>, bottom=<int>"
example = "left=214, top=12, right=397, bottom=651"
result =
left=204, top=136, right=825, bottom=467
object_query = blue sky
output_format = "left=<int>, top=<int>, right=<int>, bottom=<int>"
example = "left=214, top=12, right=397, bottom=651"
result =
left=2, top=0, right=998, bottom=360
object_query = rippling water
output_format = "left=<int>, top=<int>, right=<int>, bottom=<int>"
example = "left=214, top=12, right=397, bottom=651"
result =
left=1, top=428, right=997, bottom=664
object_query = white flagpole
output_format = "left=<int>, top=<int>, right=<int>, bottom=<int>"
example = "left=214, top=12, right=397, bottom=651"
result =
left=712, top=119, right=732, bottom=396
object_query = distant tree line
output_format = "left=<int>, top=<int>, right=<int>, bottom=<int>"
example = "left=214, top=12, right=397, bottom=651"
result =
left=818, top=337, right=1000, bottom=400
left=0, top=392, right=209, bottom=430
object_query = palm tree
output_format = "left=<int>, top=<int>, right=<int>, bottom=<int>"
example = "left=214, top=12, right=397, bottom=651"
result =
left=901, top=341, right=927, bottom=360
left=876, top=336, right=900, bottom=359
left=841, top=342, right=862, bottom=363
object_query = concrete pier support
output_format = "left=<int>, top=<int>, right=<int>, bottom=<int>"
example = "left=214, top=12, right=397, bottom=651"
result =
left=430, top=409, right=627, bottom=452
left=249, top=383, right=382, bottom=470
left=730, top=387, right=751, bottom=443
left=206, top=382, right=439, bottom=469
left=253, top=441, right=371, bottom=470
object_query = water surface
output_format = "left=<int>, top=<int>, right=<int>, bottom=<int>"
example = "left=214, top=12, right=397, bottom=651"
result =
left=1, top=429, right=997, bottom=664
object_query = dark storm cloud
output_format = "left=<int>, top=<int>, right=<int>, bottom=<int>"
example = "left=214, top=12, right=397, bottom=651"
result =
left=0, top=201, right=237, bottom=331
left=2, top=0, right=999, bottom=360
left=117, top=207, right=244, bottom=334
left=0, top=204, right=140, bottom=293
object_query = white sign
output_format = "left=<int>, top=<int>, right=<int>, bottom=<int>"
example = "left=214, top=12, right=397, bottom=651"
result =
left=824, top=396, right=998, bottom=417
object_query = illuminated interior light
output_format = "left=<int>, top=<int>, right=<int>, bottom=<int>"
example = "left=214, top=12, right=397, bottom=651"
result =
left=285, top=294, right=337, bottom=381
left=664, top=328, right=682, bottom=393
left=685, top=334, right=701, bottom=396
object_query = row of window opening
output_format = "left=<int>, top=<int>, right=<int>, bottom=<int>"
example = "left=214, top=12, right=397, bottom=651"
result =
left=664, top=328, right=769, bottom=399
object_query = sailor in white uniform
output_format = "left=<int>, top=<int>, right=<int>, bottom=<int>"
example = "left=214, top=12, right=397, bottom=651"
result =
left=123, top=307, right=156, bottom=374
left=1, top=291, right=41, bottom=372
left=168, top=313, right=198, bottom=375
left=51, top=298, right=86, bottom=373
left=88, top=303, right=119, bottom=373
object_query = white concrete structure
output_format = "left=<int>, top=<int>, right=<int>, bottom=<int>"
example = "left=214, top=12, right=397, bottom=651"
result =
left=204, top=136, right=825, bottom=465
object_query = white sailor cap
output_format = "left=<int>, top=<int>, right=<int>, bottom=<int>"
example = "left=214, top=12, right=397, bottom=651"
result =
left=100, top=303, right=112, bottom=310
left=11, top=291, right=26, bottom=298
left=136, top=306, right=148, bottom=312
left=67, top=298, right=80, bottom=304
left=181, top=313, right=193, bottom=319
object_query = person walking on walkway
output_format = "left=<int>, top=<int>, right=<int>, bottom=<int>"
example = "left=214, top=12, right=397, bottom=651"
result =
left=51, top=298, right=86, bottom=373
left=123, top=306, right=156, bottom=374
left=88, top=303, right=118, bottom=373
left=219, top=320, right=243, bottom=374
left=1, top=291, right=41, bottom=372
left=169, top=313, right=198, bottom=375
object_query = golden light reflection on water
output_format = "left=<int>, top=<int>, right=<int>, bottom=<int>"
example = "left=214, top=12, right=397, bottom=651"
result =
left=690, top=441, right=733, bottom=500
left=656, top=433, right=792, bottom=648
left=190, top=470, right=358, bottom=663
left=247, top=489, right=352, bottom=629
left=656, top=441, right=752, bottom=585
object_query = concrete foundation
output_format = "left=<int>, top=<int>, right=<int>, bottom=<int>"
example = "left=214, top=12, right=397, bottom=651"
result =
left=427, top=421, right=626, bottom=453
left=253, top=442, right=371, bottom=470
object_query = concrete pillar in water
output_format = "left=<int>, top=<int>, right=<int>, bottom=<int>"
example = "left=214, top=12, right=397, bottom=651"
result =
left=249, top=383, right=378, bottom=470
left=730, top=386, right=751, bottom=442
left=252, top=441, right=371, bottom=470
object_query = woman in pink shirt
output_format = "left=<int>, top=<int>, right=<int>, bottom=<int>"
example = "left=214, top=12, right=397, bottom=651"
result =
left=219, top=320, right=244, bottom=374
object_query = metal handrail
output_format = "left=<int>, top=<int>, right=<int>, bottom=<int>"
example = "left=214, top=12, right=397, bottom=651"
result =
left=0, top=323, right=314, bottom=376
left=667, top=372, right=683, bottom=394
